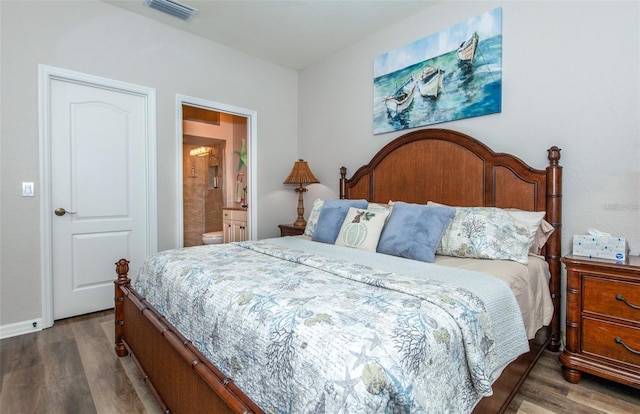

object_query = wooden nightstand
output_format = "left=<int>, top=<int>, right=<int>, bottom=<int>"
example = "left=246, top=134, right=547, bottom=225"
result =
left=560, top=254, right=640, bottom=389
left=278, top=224, right=305, bottom=237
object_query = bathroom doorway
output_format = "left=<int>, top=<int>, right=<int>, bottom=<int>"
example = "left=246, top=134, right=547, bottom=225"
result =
left=176, top=95, right=257, bottom=248
left=182, top=132, right=226, bottom=246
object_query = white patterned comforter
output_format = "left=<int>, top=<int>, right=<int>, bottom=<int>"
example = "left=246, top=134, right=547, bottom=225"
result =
left=133, top=239, right=529, bottom=413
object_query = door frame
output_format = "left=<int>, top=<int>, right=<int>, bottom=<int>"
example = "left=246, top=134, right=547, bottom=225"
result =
left=38, top=65, right=158, bottom=328
left=175, top=95, right=258, bottom=247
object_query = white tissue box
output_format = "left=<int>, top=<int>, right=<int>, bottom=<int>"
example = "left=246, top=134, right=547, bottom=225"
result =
left=572, top=235, right=628, bottom=261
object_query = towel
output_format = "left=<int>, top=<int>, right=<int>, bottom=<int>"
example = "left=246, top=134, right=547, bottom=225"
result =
left=235, top=180, right=243, bottom=203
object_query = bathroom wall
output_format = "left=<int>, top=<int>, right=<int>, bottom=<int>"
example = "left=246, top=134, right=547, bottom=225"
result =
left=183, top=115, right=248, bottom=200
left=183, top=142, right=225, bottom=246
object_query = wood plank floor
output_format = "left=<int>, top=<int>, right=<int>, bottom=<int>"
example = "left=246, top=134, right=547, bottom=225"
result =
left=1, top=309, right=639, bottom=413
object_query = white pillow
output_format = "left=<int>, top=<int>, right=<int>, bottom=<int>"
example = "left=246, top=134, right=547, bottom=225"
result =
left=335, top=207, right=391, bottom=251
left=303, top=199, right=324, bottom=236
left=367, top=202, right=393, bottom=212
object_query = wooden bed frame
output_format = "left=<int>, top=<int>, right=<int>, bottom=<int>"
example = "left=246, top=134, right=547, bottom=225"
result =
left=114, top=128, right=562, bottom=414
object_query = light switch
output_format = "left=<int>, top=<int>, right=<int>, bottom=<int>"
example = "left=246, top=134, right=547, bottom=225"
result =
left=22, top=182, right=35, bottom=197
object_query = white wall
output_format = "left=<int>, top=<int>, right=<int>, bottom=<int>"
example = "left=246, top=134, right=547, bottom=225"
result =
left=299, top=1, right=640, bottom=260
left=0, top=0, right=299, bottom=327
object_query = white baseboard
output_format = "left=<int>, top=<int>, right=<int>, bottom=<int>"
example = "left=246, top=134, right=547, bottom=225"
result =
left=0, top=318, right=43, bottom=339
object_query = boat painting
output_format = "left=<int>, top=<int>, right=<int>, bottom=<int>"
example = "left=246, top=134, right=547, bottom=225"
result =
left=418, top=66, right=444, bottom=98
left=384, top=75, right=416, bottom=117
left=373, top=7, right=502, bottom=135
left=457, top=32, right=479, bottom=64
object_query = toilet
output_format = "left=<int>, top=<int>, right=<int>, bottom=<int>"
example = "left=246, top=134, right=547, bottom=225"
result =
left=201, top=230, right=223, bottom=245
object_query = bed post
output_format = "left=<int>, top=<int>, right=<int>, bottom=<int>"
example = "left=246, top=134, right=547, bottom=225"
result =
left=545, top=147, right=562, bottom=352
left=114, top=258, right=130, bottom=357
left=339, top=166, right=347, bottom=199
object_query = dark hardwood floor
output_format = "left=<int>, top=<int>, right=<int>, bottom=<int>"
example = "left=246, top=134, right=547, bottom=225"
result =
left=1, top=309, right=639, bottom=413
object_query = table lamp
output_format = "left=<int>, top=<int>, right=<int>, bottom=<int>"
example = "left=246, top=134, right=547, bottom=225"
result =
left=283, top=159, right=319, bottom=227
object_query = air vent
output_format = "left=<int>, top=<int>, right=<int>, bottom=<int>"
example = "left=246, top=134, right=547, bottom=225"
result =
left=144, top=0, right=198, bottom=22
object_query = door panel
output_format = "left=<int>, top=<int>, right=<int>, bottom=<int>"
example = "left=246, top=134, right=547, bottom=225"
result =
left=73, top=103, right=129, bottom=217
left=50, top=78, right=149, bottom=320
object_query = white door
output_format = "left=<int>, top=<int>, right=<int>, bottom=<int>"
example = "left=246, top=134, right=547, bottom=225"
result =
left=46, top=70, right=156, bottom=320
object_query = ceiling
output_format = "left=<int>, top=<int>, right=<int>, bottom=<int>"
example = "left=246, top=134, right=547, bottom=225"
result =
left=103, top=0, right=438, bottom=70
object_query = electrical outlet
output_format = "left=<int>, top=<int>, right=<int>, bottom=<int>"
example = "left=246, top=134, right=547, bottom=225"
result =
left=22, top=182, right=35, bottom=197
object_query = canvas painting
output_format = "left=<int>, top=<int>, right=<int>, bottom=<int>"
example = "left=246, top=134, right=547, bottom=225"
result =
left=373, top=8, right=502, bottom=135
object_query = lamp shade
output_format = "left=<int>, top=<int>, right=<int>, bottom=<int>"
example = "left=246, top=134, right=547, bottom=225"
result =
left=283, top=159, right=319, bottom=185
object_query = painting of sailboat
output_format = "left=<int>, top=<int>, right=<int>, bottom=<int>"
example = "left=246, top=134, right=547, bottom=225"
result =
left=373, top=8, right=502, bottom=135
left=457, top=32, right=479, bottom=64
left=384, top=75, right=416, bottom=117
left=418, top=66, right=444, bottom=98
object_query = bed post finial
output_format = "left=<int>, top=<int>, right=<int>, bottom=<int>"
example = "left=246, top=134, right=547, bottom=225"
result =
left=116, top=258, right=130, bottom=280
left=114, top=258, right=131, bottom=357
left=547, top=146, right=561, bottom=166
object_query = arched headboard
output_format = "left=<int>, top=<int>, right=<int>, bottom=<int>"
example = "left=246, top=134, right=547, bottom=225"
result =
left=339, top=128, right=562, bottom=350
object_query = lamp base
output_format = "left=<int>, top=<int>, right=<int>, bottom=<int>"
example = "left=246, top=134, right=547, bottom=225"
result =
left=293, top=185, right=307, bottom=229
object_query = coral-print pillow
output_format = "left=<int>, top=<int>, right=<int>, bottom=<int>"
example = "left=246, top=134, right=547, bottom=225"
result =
left=335, top=207, right=390, bottom=251
left=437, top=207, right=531, bottom=264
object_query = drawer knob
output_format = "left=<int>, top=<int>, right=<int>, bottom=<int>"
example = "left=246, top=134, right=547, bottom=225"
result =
left=615, top=337, right=640, bottom=356
left=615, top=294, right=640, bottom=310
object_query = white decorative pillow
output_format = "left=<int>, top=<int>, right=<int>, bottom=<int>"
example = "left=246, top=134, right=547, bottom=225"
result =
left=304, top=199, right=324, bottom=236
left=437, top=206, right=532, bottom=264
left=335, top=207, right=391, bottom=251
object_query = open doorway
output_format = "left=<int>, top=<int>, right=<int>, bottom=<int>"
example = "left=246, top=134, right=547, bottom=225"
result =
left=176, top=95, right=257, bottom=248
left=182, top=130, right=227, bottom=246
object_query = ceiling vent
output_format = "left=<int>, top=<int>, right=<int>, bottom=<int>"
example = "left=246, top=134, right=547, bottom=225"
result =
left=144, top=0, right=198, bottom=22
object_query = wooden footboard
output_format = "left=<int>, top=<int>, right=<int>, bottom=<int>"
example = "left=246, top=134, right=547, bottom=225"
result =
left=114, top=259, right=263, bottom=414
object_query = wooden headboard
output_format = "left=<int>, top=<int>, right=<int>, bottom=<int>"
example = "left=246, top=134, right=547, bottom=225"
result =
left=339, top=128, right=562, bottom=351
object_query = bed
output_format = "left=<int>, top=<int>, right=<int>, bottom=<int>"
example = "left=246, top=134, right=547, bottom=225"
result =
left=114, top=128, right=562, bottom=413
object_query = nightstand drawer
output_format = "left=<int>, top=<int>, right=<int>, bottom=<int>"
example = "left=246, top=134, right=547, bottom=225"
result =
left=583, top=276, right=640, bottom=322
left=583, top=318, right=640, bottom=368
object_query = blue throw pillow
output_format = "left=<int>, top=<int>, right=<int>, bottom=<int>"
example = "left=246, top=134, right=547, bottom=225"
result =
left=377, top=202, right=455, bottom=262
left=311, top=199, right=368, bottom=244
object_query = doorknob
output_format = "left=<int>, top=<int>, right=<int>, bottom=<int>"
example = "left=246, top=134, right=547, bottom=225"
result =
left=54, top=207, right=77, bottom=216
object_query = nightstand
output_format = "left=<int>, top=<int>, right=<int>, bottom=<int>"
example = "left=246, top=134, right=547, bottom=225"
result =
left=278, top=224, right=305, bottom=237
left=560, top=254, right=640, bottom=389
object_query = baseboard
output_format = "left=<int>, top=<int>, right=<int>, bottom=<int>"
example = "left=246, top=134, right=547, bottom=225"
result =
left=0, top=318, right=43, bottom=339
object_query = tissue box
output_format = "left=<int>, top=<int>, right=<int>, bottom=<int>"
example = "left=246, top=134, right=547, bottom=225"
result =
left=572, top=235, right=627, bottom=261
